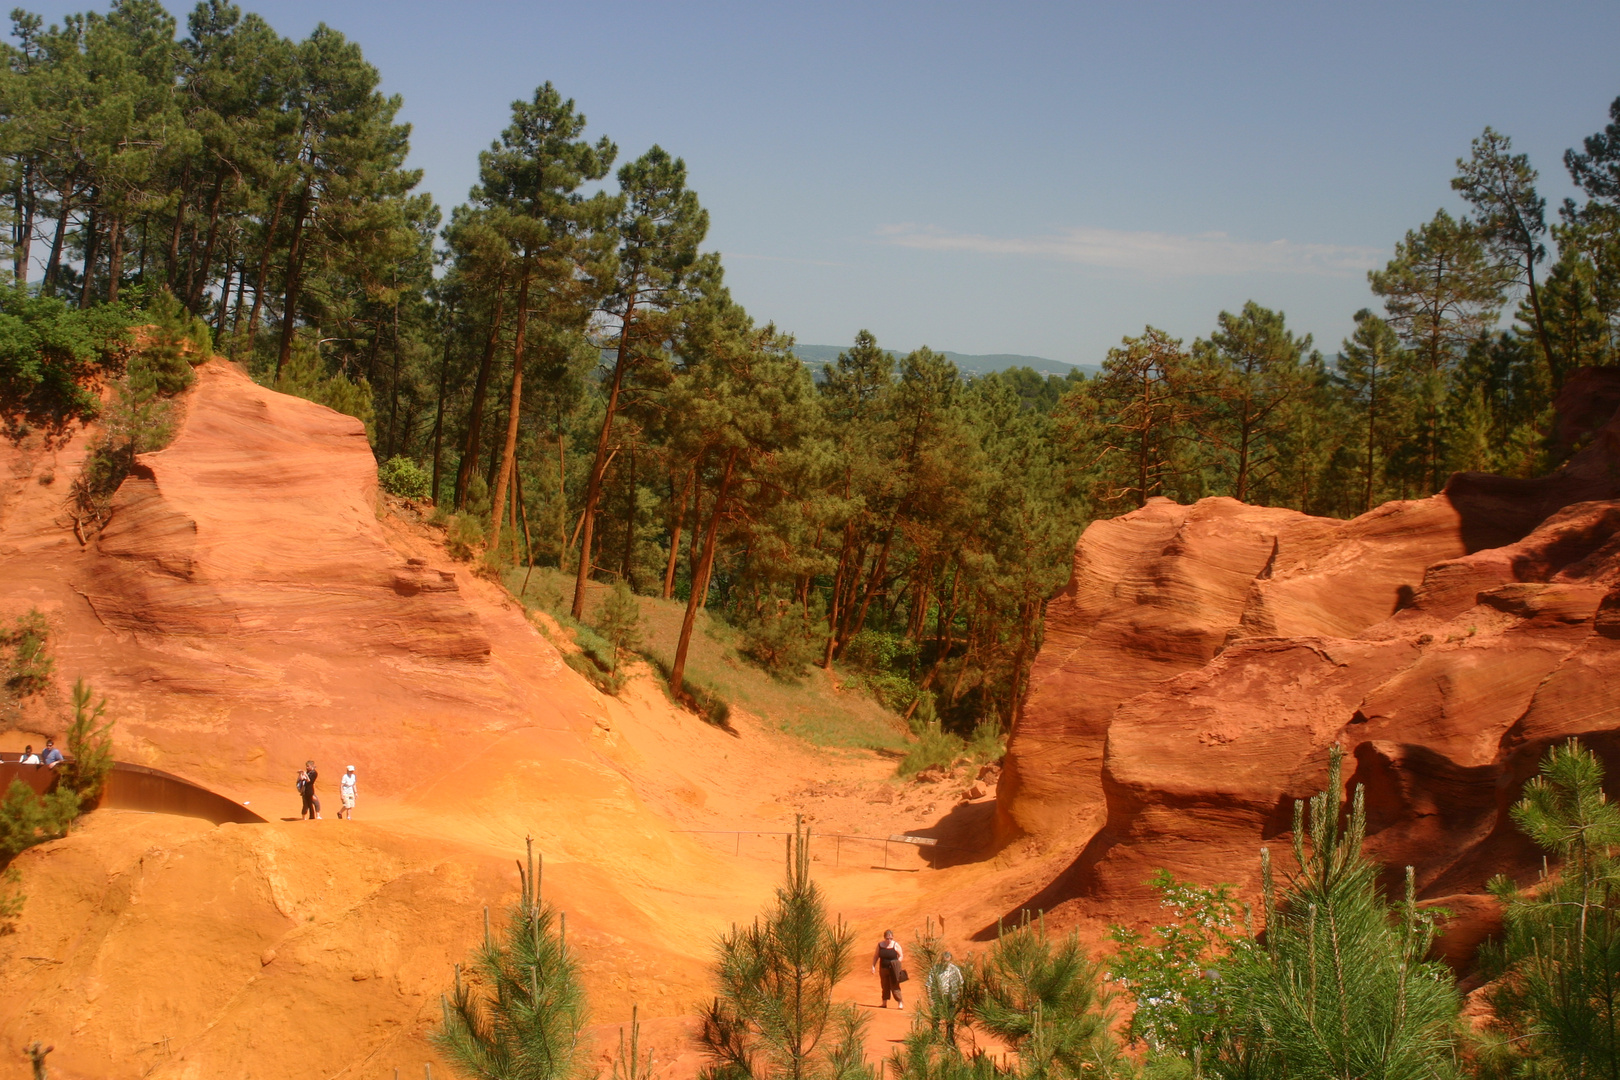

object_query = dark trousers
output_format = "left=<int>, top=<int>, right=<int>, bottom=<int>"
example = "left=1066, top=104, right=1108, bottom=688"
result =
left=880, top=961, right=903, bottom=1004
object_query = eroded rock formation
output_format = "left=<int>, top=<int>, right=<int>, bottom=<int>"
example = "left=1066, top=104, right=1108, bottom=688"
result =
left=1000, top=370, right=1620, bottom=931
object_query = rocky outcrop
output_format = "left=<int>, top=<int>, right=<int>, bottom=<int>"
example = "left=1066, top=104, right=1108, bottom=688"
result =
left=1000, top=373, right=1620, bottom=928
left=0, top=359, right=582, bottom=796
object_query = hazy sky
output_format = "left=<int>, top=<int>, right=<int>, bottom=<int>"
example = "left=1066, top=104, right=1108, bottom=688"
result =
left=23, top=1, right=1620, bottom=363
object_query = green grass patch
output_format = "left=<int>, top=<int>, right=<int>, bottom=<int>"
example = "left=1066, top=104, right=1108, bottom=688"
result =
left=504, top=567, right=905, bottom=751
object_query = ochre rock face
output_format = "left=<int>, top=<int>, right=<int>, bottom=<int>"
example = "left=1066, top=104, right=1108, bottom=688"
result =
left=1000, top=378, right=1620, bottom=924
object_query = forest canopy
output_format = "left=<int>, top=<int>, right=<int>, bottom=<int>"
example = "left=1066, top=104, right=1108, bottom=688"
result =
left=3, top=0, right=1619, bottom=732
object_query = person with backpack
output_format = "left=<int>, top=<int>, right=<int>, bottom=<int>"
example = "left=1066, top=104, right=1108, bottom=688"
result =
left=297, top=760, right=321, bottom=820
left=871, top=929, right=906, bottom=1009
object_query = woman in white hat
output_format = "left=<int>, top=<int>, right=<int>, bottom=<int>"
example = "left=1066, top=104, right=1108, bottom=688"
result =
left=339, top=765, right=358, bottom=819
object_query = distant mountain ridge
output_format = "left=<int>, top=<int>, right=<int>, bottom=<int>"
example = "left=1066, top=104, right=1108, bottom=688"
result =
left=791, top=344, right=1093, bottom=378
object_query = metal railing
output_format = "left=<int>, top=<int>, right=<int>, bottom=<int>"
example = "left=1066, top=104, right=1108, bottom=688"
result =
left=674, top=828, right=941, bottom=869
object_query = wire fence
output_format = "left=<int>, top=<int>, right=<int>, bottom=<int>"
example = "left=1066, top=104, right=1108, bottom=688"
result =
left=673, top=828, right=944, bottom=869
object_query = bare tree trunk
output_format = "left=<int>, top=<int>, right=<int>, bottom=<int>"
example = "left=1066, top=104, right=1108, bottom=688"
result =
left=166, top=165, right=190, bottom=286
left=662, top=466, right=693, bottom=599
left=78, top=196, right=100, bottom=308
left=430, top=325, right=453, bottom=504
left=274, top=185, right=314, bottom=382
left=43, top=179, right=76, bottom=295
left=488, top=259, right=532, bottom=558
left=572, top=289, right=638, bottom=619
left=670, top=448, right=737, bottom=697
left=245, top=185, right=287, bottom=342
left=105, top=215, right=124, bottom=304
left=454, top=275, right=506, bottom=509
left=619, top=439, right=637, bottom=586
left=188, top=171, right=227, bottom=310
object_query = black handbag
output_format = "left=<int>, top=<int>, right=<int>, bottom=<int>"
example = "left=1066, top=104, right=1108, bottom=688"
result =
left=895, top=964, right=910, bottom=983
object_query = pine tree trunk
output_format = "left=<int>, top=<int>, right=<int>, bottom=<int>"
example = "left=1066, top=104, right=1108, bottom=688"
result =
left=245, top=185, right=287, bottom=342
left=839, top=526, right=894, bottom=658
left=274, top=185, right=314, bottom=382
left=188, top=171, right=227, bottom=310
left=671, top=448, right=737, bottom=696
left=78, top=197, right=100, bottom=308
left=572, top=294, right=637, bottom=619
left=105, top=215, right=124, bottom=304
left=556, top=431, right=569, bottom=572
left=619, top=440, right=638, bottom=586
left=454, top=275, right=506, bottom=509
left=430, top=327, right=453, bottom=504
left=43, top=179, right=77, bottom=295
left=14, top=164, right=34, bottom=282
left=662, top=466, right=693, bottom=599
left=488, top=260, right=531, bottom=558
left=165, top=165, right=190, bottom=287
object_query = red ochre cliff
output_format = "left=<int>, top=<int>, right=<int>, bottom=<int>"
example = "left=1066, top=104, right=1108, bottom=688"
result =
left=999, top=366, right=1620, bottom=949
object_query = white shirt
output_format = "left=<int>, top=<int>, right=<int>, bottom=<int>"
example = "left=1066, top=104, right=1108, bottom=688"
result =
left=341, top=773, right=357, bottom=794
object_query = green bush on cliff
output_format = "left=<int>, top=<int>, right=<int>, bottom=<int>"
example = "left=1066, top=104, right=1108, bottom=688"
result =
left=2, top=608, right=53, bottom=696
left=378, top=455, right=432, bottom=501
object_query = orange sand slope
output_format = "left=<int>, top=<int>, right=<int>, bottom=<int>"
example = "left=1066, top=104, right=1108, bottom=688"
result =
left=0, top=361, right=1012, bottom=1080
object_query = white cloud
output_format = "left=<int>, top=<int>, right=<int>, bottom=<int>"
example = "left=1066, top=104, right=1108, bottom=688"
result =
left=875, top=223, right=1381, bottom=277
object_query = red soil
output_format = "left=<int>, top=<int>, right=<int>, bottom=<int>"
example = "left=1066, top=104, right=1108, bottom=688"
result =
left=0, top=360, right=1018, bottom=1080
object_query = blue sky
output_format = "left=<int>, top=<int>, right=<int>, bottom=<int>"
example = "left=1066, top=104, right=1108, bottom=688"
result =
left=25, top=1, right=1620, bottom=363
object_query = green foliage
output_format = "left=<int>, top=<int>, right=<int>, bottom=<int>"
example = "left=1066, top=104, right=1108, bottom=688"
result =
left=1197, top=747, right=1463, bottom=1079
left=137, top=288, right=211, bottom=395
left=1483, top=739, right=1620, bottom=1078
left=1109, top=871, right=1244, bottom=1059
left=434, top=838, right=588, bottom=1080
left=268, top=340, right=376, bottom=436
left=963, top=720, right=1005, bottom=765
left=61, top=680, right=114, bottom=804
left=974, top=914, right=1123, bottom=1079
left=2, top=608, right=53, bottom=696
left=695, top=818, right=874, bottom=1080
left=594, top=580, right=645, bottom=674
left=737, top=600, right=818, bottom=681
left=447, top=513, right=487, bottom=561
left=899, top=720, right=964, bottom=777
left=0, top=779, right=79, bottom=861
left=0, top=288, right=133, bottom=446
left=378, top=455, right=432, bottom=501
left=0, top=866, right=22, bottom=934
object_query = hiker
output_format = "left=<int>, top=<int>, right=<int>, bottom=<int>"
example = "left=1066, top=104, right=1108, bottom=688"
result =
left=40, top=738, right=63, bottom=768
left=338, top=765, right=357, bottom=820
left=928, top=950, right=965, bottom=1043
left=298, top=760, right=321, bottom=820
left=19, top=744, right=39, bottom=765
left=871, top=929, right=906, bottom=1009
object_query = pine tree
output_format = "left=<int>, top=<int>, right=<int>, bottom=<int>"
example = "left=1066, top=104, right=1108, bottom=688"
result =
left=594, top=579, right=643, bottom=674
left=974, top=915, right=1122, bottom=1080
left=1209, top=746, right=1463, bottom=1080
left=434, top=837, right=588, bottom=1080
left=1485, top=739, right=1620, bottom=1078
left=695, top=818, right=873, bottom=1080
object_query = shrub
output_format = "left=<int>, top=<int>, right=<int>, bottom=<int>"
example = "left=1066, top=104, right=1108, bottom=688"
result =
left=61, top=680, right=114, bottom=803
left=0, top=285, right=133, bottom=445
left=0, top=779, right=78, bottom=860
left=435, top=838, right=587, bottom=1080
left=136, top=287, right=210, bottom=395
left=377, top=455, right=431, bottom=501
left=594, top=580, right=644, bottom=673
left=898, top=720, right=964, bottom=777
left=738, top=602, right=818, bottom=681
left=0, top=866, right=21, bottom=934
left=965, top=719, right=1006, bottom=764
left=268, top=338, right=375, bottom=436
left=684, top=678, right=732, bottom=729
left=446, top=513, right=485, bottom=561
left=2, top=609, right=53, bottom=696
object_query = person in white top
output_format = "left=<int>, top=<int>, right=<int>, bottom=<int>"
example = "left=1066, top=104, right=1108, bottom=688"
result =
left=339, top=765, right=358, bottom=819
left=871, top=929, right=905, bottom=1009
left=18, top=745, right=40, bottom=765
